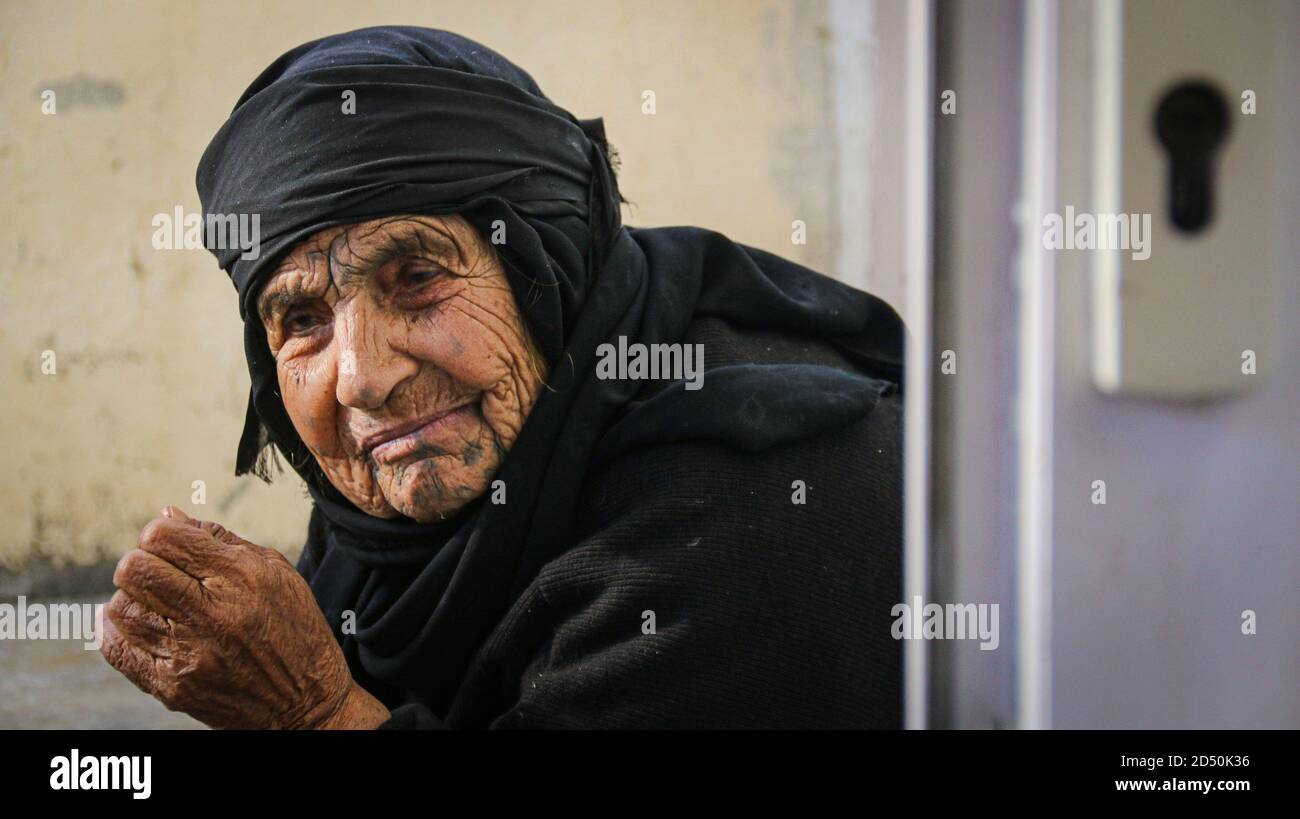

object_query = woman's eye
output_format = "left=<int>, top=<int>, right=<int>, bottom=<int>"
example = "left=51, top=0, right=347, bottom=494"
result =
left=285, top=312, right=322, bottom=334
left=400, top=266, right=442, bottom=288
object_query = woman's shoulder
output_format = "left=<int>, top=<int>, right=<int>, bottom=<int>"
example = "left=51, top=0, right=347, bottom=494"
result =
left=560, top=311, right=902, bottom=584
left=545, top=335, right=902, bottom=612
left=560, top=384, right=901, bottom=582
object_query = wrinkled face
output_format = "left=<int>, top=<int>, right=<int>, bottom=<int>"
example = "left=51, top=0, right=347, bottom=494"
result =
left=257, top=215, right=548, bottom=523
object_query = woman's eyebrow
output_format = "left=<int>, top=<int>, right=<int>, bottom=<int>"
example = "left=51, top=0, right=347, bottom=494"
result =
left=355, top=228, right=464, bottom=275
left=258, top=288, right=312, bottom=323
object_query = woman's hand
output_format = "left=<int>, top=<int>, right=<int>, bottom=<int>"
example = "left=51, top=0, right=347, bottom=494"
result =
left=100, top=505, right=390, bottom=729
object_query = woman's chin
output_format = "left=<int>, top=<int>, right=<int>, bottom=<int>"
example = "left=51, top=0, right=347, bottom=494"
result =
left=379, top=460, right=489, bottom=523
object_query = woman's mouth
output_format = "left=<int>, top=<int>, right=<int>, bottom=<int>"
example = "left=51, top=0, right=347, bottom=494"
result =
left=364, top=404, right=477, bottom=465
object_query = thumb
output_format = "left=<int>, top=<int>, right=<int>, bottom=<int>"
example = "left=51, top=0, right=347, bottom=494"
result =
left=163, top=505, right=251, bottom=548
left=161, top=505, right=196, bottom=525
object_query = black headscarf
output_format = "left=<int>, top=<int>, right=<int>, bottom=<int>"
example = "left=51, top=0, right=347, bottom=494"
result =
left=197, top=26, right=904, bottom=712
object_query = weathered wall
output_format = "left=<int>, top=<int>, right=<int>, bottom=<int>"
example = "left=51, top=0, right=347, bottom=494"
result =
left=0, top=0, right=849, bottom=583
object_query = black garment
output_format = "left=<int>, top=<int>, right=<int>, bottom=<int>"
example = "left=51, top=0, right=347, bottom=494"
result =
left=196, top=26, right=905, bottom=727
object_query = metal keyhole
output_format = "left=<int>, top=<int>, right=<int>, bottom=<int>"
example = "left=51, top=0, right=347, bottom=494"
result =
left=1155, top=81, right=1230, bottom=234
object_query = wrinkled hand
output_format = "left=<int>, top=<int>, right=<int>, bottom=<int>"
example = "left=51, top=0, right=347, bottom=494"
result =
left=101, top=506, right=389, bottom=729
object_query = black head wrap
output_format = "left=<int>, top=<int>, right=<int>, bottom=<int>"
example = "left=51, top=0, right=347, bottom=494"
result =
left=197, top=26, right=904, bottom=712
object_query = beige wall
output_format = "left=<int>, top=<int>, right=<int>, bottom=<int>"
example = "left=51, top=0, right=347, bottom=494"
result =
left=0, top=0, right=849, bottom=575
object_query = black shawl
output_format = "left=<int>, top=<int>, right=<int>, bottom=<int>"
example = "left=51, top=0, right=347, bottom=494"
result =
left=196, top=26, right=904, bottom=718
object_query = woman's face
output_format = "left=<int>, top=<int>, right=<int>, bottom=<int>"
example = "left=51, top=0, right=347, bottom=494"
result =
left=257, top=215, right=547, bottom=522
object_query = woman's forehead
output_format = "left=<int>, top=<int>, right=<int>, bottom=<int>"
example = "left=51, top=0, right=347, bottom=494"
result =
left=287, top=216, right=465, bottom=265
left=260, top=215, right=471, bottom=300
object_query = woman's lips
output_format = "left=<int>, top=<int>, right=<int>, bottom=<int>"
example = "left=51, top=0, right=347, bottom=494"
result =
left=366, top=404, right=476, bottom=465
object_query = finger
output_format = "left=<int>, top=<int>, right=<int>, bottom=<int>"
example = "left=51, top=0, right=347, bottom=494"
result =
left=100, top=616, right=163, bottom=698
left=113, top=548, right=206, bottom=623
left=164, top=505, right=252, bottom=550
left=106, top=589, right=174, bottom=645
left=138, top=515, right=234, bottom=577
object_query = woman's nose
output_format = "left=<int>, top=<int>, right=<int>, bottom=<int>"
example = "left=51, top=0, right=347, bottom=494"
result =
left=332, top=308, right=419, bottom=410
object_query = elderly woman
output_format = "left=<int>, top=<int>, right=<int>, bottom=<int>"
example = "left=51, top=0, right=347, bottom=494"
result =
left=101, top=27, right=905, bottom=729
